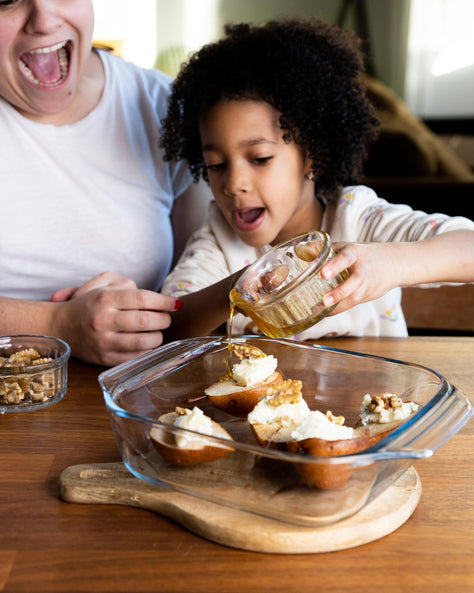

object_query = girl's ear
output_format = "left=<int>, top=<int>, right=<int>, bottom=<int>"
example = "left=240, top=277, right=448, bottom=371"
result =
left=305, top=150, right=329, bottom=180
left=304, top=158, right=316, bottom=181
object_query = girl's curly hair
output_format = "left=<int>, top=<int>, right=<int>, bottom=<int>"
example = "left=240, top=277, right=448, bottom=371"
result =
left=160, top=18, right=379, bottom=201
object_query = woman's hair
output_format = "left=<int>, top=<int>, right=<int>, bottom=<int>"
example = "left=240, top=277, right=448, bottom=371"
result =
left=161, top=18, right=379, bottom=201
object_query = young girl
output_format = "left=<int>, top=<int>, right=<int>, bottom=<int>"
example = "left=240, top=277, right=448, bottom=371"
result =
left=160, top=18, right=474, bottom=342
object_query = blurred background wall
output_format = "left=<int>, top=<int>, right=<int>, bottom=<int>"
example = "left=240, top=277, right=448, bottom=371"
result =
left=92, top=0, right=474, bottom=121
left=92, top=0, right=474, bottom=218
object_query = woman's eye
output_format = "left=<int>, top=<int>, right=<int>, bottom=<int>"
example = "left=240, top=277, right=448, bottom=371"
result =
left=0, top=0, right=18, bottom=8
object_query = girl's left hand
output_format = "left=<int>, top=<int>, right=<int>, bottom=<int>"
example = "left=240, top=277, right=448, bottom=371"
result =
left=320, top=241, right=401, bottom=315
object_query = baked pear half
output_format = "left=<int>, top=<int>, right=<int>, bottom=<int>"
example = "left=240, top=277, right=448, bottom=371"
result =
left=286, top=392, right=420, bottom=489
left=205, top=370, right=282, bottom=417
left=248, top=379, right=309, bottom=448
left=285, top=409, right=370, bottom=488
left=150, top=407, right=234, bottom=466
left=205, top=343, right=282, bottom=417
left=286, top=430, right=370, bottom=489
left=358, top=392, right=420, bottom=447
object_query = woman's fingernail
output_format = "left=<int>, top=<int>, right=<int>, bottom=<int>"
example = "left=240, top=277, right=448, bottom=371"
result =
left=174, top=299, right=183, bottom=310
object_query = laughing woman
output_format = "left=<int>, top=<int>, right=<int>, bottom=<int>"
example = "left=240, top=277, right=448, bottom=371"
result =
left=0, top=0, right=209, bottom=365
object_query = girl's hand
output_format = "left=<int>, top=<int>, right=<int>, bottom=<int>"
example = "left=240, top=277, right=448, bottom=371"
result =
left=320, top=242, right=401, bottom=315
left=50, top=273, right=182, bottom=366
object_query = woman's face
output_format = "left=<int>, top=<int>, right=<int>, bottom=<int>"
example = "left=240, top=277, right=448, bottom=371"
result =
left=199, top=99, right=321, bottom=247
left=0, top=0, right=95, bottom=122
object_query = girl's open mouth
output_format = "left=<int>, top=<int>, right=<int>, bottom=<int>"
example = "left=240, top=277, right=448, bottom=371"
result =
left=19, top=40, right=72, bottom=87
left=234, top=207, right=265, bottom=231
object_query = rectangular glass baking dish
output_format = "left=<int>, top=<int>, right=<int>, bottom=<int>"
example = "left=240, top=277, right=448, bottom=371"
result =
left=98, top=336, right=472, bottom=527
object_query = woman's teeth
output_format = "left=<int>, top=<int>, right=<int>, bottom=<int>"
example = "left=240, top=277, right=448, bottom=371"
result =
left=19, top=41, right=69, bottom=87
left=29, top=40, right=67, bottom=54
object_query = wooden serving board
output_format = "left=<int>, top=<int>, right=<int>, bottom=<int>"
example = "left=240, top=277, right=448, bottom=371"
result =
left=59, top=462, right=421, bottom=554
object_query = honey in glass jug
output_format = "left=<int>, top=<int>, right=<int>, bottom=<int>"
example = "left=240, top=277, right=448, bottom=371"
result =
left=229, top=230, right=348, bottom=338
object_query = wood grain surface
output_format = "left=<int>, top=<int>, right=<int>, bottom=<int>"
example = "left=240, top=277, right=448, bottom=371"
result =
left=59, top=462, right=421, bottom=554
left=0, top=336, right=473, bottom=593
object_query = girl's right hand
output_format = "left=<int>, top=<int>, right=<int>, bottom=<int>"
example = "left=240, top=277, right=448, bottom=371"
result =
left=319, top=241, right=401, bottom=315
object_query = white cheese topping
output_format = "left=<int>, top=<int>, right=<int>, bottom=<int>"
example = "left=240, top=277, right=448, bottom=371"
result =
left=360, top=393, right=420, bottom=425
left=291, top=410, right=354, bottom=441
left=232, top=354, right=277, bottom=387
left=248, top=395, right=310, bottom=425
left=248, top=395, right=310, bottom=442
left=173, top=407, right=216, bottom=448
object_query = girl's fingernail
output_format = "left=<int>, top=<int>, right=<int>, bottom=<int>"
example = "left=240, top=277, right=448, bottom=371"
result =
left=174, top=299, right=183, bottom=310
left=323, top=294, right=334, bottom=307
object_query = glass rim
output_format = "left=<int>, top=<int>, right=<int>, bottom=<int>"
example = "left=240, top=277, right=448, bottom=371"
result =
left=232, top=229, right=332, bottom=309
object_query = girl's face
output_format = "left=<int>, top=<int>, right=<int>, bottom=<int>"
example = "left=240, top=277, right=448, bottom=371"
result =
left=0, top=0, right=97, bottom=123
left=199, top=99, right=322, bottom=247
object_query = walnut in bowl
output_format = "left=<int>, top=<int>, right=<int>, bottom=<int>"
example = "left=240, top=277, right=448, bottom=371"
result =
left=0, top=335, right=70, bottom=412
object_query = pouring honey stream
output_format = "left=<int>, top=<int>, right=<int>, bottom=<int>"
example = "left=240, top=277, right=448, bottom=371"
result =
left=225, top=300, right=236, bottom=379
left=225, top=297, right=269, bottom=379
left=225, top=231, right=349, bottom=378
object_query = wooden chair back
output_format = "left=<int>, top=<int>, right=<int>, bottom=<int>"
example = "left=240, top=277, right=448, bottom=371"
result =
left=402, top=284, right=474, bottom=335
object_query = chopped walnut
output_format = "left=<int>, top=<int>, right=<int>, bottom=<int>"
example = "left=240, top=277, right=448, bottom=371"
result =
left=368, top=393, right=403, bottom=414
left=231, top=343, right=265, bottom=361
left=3, top=348, right=42, bottom=366
left=0, top=380, right=25, bottom=404
left=325, top=410, right=345, bottom=426
left=175, top=407, right=192, bottom=416
left=265, top=379, right=303, bottom=406
left=28, top=373, right=56, bottom=401
left=31, top=357, right=54, bottom=366
left=0, top=348, right=58, bottom=406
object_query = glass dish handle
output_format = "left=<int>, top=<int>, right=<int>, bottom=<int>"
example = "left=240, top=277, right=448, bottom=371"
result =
left=381, top=387, right=472, bottom=459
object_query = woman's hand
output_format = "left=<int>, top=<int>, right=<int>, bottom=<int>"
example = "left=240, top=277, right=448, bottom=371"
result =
left=50, top=271, right=138, bottom=302
left=50, top=272, right=182, bottom=366
left=320, top=242, right=402, bottom=315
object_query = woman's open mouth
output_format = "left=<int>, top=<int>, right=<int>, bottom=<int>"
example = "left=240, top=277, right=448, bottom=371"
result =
left=19, top=40, right=71, bottom=87
left=234, top=207, right=265, bottom=232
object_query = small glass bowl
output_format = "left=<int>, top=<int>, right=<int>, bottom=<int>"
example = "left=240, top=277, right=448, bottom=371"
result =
left=0, top=335, right=70, bottom=413
left=230, top=230, right=348, bottom=338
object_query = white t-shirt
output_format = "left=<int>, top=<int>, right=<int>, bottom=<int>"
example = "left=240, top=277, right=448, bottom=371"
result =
left=0, top=50, right=192, bottom=300
left=162, top=185, right=474, bottom=338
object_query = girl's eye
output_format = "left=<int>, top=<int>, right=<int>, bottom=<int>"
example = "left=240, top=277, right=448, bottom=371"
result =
left=253, top=156, right=273, bottom=165
left=0, top=0, right=18, bottom=8
left=206, top=162, right=225, bottom=172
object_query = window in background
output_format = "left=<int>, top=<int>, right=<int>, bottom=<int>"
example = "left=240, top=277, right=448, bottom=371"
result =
left=405, top=0, right=474, bottom=118
left=92, top=0, right=158, bottom=68
left=154, top=0, right=219, bottom=76
left=183, top=0, right=219, bottom=52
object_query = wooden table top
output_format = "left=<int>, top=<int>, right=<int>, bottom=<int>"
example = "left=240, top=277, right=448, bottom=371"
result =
left=1, top=336, right=473, bottom=593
